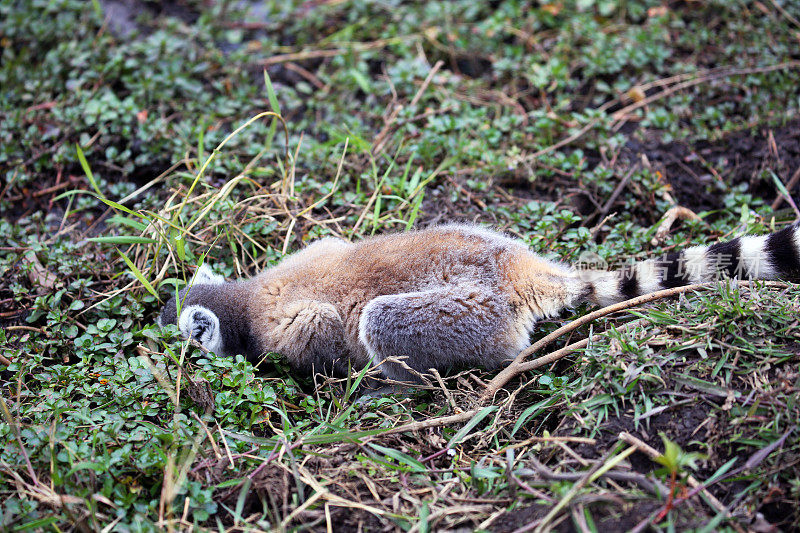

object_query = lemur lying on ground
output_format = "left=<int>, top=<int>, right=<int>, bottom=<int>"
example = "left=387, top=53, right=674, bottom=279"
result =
left=158, top=222, right=800, bottom=383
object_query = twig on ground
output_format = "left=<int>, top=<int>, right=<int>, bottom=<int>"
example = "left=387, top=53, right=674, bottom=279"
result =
left=519, top=459, right=666, bottom=497
left=593, top=162, right=640, bottom=223
left=510, top=472, right=555, bottom=503
left=651, top=206, right=703, bottom=246
left=515, top=337, right=590, bottom=374
left=385, top=409, right=479, bottom=436
left=505, top=435, right=596, bottom=449
left=284, top=62, right=326, bottom=90
left=5, top=325, right=46, bottom=334
left=431, top=368, right=462, bottom=414
left=257, top=36, right=418, bottom=67
left=768, top=0, right=800, bottom=29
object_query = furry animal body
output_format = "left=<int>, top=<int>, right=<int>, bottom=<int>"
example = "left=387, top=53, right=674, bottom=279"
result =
left=158, top=223, right=800, bottom=382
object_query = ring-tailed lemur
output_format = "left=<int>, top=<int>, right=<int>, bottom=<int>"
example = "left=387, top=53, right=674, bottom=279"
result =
left=158, top=222, right=800, bottom=383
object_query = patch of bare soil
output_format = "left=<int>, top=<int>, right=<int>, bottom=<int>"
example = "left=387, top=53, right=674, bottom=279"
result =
left=567, top=402, right=712, bottom=465
left=491, top=500, right=693, bottom=533
left=327, top=507, right=394, bottom=532
left=420, top=119, right=800, bottom=231
left=626, top=119, right=800, bottom=213
left=99, top=0, right=201, bottom=38
left=491, top=504, right=569, bottom=533
left=418, top=172, right=582, bottom=229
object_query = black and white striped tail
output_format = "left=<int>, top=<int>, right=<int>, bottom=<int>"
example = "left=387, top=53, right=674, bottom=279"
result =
left=587, top=222, right=800, bottom=306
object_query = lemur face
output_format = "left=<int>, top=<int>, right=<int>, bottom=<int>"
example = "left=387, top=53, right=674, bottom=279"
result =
left=157, top=265, right=231, bottom=355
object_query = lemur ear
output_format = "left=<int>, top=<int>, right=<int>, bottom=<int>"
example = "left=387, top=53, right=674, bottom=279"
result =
left=192, top=264, right=225, bottom=286
left=178, top=305, right=223, bottom=354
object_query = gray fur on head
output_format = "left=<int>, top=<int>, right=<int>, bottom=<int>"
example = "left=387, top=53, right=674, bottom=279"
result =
left=157, top=267, right=257, bottom=359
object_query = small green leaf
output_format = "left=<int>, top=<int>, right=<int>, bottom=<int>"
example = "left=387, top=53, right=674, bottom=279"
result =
left=405, top=191, right=424, bottom=231
left=655, top=433, right=706, bottom=474
left=90, top=0, right=103, bottom=18
left=67, top=461, right=107, bottom=476
left=350, top=68, right=372, bottom=93
left=417, top=501, right=430, bottom=533
left=197, top=117, right=206, bottom=162
left=97, top=318, right=117, bottom=332
left=770, top=169, right=792, bottom=199
left=216, top=478, right=248, bottom=489
left=263, top=69, right=280, bottom=150
left=654, top=434, right=681, bottom=472
left=234, top=478, right=251, bottom=525
left=263, top=69, right=281, bottom=115
left=173, top=233, right=186, bottom=261
left=14, top=517, right=59, bottom=531
left=673, top=374, right=733, bottom=398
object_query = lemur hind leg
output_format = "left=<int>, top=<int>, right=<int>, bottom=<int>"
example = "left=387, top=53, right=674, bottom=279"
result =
left=358, top=286, right=518, bottom=383
left=274, top=300, right=351, bottom=377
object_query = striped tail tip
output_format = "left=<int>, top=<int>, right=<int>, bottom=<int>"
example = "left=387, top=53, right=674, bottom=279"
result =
left=583, top=222, right=800, bottom=307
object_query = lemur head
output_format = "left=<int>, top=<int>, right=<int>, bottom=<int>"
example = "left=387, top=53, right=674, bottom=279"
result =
left=157, top=265, right=255, bottom=358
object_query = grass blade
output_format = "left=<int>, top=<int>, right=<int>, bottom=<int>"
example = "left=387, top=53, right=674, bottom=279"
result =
left=107, top=215, right=149, bottom=232
left=117, top=249, right=158, bottom=298
left=368, top=443, right=426, bottom=473
left=511, top=397, right=556, bottom=436
left=263, top=69, right=281, bottom=151
left=448, top=406, right=498, bottom=447
left=88, top=236, right=158, bottom=245
left=233, top=478, right=251, bottom=526
left=75, top=143, right=105, bottom=199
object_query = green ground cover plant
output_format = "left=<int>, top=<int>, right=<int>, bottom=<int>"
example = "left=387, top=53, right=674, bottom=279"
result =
left=1, top=0, right=800, bottom=530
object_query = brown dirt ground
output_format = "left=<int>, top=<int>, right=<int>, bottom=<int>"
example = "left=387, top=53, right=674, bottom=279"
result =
left=492, top=500, right=678, bottom=533
left=626, top=119, right=800, bottom=214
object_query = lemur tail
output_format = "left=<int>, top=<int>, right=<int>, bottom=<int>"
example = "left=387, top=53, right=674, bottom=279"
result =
left=583, top=222, right=800, bottom=307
